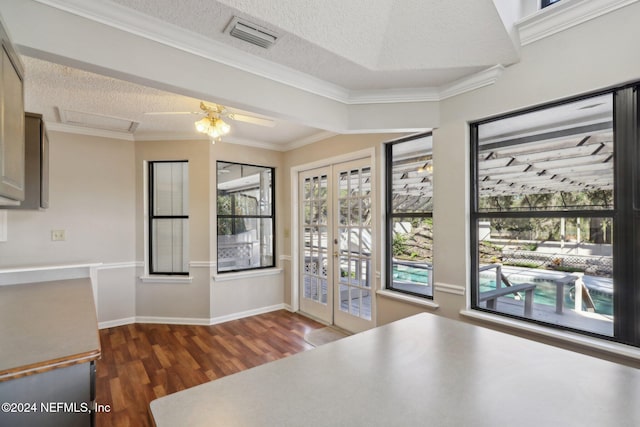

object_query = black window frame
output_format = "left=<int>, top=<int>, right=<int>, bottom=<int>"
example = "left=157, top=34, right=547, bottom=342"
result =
left=385, top=132, right=434, bottom=299
left=148, top=160, right=189, bottom=276
left=216, top=160, right=276, bottom=274
left=470, top=83, right=640, bottom=347
left=541, top=0, right=562, bottom=9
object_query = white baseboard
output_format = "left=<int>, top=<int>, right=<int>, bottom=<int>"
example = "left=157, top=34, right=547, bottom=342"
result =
left=98, top=317, right=136, bottom=329
left=136, top=316, right=212, bottom=326
left=98, top=304, right=289, bottom=329
left=209, top=304, right=287, bottom=325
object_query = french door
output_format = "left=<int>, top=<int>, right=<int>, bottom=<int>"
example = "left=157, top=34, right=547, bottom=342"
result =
left=299, top=158, right=375, bottom=333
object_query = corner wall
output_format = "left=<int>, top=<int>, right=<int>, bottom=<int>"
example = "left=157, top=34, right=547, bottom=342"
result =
left=0, top=131, right=137, bottom=325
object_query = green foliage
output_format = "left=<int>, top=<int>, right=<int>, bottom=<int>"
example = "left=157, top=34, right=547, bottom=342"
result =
left=392, top=234, right=408, bottom=257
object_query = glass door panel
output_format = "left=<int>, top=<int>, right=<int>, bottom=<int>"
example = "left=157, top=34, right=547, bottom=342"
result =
left=299, top=168, right=332, bottom=323
left=334, top=161, right=374, bottom=332
left=299, top=158, right=375, bottom=332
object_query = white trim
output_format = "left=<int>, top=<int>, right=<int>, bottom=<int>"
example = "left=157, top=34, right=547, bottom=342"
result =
left=439, top=65, right=505, bottom=100
left=347, top=87, right=440, bottom=104
left=290, top=147, right=377, bottom=174
left=0, top=262, right=102, bottom=274
left=284, top=131, right=338, bottom=151
left=139, top=275, right=194, bottom=284
left=283, top=303, right=294, bottom=312
left=290, top=147, right=377, bottom=314
left=516, top=0, right=639, bottom=46
left=128, top=303, right=287, bottom=327
left=221, top=136, right=287, bottom=151
left=99, top=317, right=136, bottom=329
left=96, top=261, right=141, bottom=270
left=0, top=210, right=7, bottom=242
left=189, top=261, right=215, bottom=269
left=209, top=304, right=286, bottom=325
left=33, top=0, right=506, bottom=106
left=460, top=309, right=640, bottom=361
left=46, top=122, right=135, bottom=141
left=136, top=316, right=211, bottom=326
left=434, top=282, right=466, bottom=296
left=213, top=268, right=283, bottom=282
left=33, top=0, right=350, bottom=103
left=377, top=289, right=440, bottom=309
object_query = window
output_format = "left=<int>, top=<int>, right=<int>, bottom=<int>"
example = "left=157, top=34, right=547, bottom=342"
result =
left=386, top=134, right=433, bottom=298
left=471, top=85, right=640, bottom=347
left=217, top=161, right=275, bottom=272
left=148, top=161, right=189, bottom=275
left=541, top=0, right=562, bottom=9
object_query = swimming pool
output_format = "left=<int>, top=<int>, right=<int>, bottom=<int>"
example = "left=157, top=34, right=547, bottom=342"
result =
left=479, top=275, right=612, bottom=315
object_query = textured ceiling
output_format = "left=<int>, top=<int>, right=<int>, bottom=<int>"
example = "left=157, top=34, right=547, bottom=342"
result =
left=9, top=0, right=527, bottom=146
left=109, top=0, right=519, bottom=90
left=23, top=56, right=322, bottom=145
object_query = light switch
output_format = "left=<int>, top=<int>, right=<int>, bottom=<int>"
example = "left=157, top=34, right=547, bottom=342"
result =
left=51, top=229, right=66, bottom=241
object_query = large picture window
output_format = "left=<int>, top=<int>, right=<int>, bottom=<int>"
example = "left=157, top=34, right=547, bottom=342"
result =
left=148, top=161, right=189, bottom=275
left=386, top=134, right=433, bottom=298
left=217, top=161, right=274, bottom=272
left=471, top=86, right=640, bottom=346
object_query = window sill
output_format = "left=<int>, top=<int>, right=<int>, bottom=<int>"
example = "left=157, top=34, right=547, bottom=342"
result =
left=213, top=268, right=283, bottom=283
left=376, top=289, right=439, bottom=309
left=140, top=275, right=193, bottom=284
left=460, top=309, right=640, bottom=362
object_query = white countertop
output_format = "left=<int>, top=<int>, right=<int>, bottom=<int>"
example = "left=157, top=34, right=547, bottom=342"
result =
left=0, top=278, right=100, bottom=380
left=150, top=312, right=640, bottom=427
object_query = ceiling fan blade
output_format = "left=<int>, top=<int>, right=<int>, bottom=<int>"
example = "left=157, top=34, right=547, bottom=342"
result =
left=227, top=113, right=275, bottom=127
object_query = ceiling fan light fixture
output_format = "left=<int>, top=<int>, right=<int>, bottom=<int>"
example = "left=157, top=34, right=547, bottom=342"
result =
left=195, top=112, right=230, bottom=143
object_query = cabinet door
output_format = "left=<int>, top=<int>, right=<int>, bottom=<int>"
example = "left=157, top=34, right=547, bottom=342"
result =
left=0, top=43, right=25, bottom=202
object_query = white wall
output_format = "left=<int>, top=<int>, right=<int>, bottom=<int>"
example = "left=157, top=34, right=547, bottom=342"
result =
left=0, top=132, right=135, bottom=266
left=0, top=131, right=138, bottom=324
left=433, top=0, right=640, bottom=322
left=0, top=132, right=288, bottom=327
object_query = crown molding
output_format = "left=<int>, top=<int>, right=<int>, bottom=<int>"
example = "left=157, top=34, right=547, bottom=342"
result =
left=346, top=87, right=440, bottom=104
left=516, top=0, right=639, bottom=46
left=284, top=131, right=337, bottom=151
left=33, top=0, right=350, bottom=102
left=46, top=121, right=135, bottom=141
left=439, top=65, right=505, bottom=100
left=33, top=0, right=506, bottom=106
left=222, top=135, right=290, bottom=151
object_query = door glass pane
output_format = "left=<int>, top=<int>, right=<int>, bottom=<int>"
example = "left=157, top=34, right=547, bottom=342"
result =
left=302, top=172, right=329, bottom=306
left=337, top=165, right=373, bottom=322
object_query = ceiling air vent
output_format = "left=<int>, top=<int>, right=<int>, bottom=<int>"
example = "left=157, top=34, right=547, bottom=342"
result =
left=225, top=17, right=278, bottom=49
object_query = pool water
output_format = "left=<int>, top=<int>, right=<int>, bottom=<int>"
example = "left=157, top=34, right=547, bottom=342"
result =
left=479, top=277, right=612, bottom=316
left=392, top=265, right=429, bottom=285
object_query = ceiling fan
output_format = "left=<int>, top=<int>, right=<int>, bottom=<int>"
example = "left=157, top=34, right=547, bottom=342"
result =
left=144, top=102, right=276, bottom=128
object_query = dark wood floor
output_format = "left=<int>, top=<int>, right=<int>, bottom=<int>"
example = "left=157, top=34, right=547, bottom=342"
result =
left=95, top=310, right=323, bottom=427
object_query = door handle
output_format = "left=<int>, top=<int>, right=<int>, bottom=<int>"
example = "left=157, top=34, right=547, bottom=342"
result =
left=334, top=251, right=339, bottom=258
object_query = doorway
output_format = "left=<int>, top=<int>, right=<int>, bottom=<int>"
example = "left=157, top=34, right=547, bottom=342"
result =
left=298, top=157, right=375, bottom=333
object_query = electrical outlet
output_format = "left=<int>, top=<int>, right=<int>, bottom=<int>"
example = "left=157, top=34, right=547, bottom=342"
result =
left=51, top=229, right=66, bottom=241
